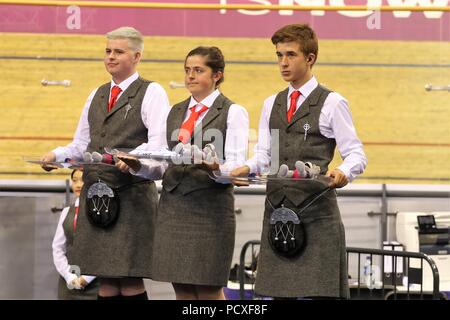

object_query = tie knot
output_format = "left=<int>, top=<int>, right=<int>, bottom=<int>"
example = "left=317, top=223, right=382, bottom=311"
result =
left=111, top=85, right=122, bottom=97
left=291, top=90, right=301, bottom=100
left=108, top=85, right=122, bottom=112
left=178, top=104, right=208, bottom=143
left=190, top=104, right=208, bottom=114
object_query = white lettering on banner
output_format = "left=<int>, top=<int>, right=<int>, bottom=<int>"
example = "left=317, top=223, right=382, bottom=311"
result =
left=66, top=5, right=81, bottom=30
left=279, top=0, right=325, bottom=16
left=239, top=0, right=271, bottom=15
left=331, top=0, right=382, bottom=17
left=220, top=0, right=272, bottom=15
left=219, top=0, right=448, bottom=19
left=367, top=9, right=382, bottom=29
left=387, top=0, right=448, bottom=19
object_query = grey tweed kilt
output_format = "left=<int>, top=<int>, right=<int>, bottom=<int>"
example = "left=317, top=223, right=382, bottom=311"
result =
left=254, top=180, right=349, bottom=299
left=71, top=181, right=158, bottom=278
left=151, top=180, right=236, bottom=286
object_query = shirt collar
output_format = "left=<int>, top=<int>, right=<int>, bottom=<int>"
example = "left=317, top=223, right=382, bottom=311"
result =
left=111, top=72, right=139, bottom=93
left=75, top=198, right=79, bottom=207
left=188, top=89, right=221, bottom=109
left=288, top=76, right=318, bottom=99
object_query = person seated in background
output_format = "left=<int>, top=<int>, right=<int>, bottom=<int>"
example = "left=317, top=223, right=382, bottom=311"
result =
left=52, top=168, right=99, bottom=300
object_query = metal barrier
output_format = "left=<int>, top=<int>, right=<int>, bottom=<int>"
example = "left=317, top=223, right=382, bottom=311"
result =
left=238, top=240, right=260, bottom=300
left=347, top=247, right=441, bottom=300
left=236, top=241, right=443, bottom=300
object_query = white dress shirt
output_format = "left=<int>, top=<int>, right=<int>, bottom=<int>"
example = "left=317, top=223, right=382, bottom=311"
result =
left=52, top=72, right=171, bottom=180
left=246, top=76, right=367, bottom=182
left=52, top=198, right=96, bottom=285
left=184, top=89, right=249, bottom=175
left=138, top=89, right=249, bottom=177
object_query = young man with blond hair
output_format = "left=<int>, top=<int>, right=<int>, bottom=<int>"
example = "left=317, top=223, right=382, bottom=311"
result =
left=41, top=26, right=170, bottom=300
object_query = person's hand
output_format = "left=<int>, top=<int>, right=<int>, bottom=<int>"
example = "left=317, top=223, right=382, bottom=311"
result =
left=230, top=165, right=251, bottom=187
left=195, top=147, right=220, bottom=173
left=117, top=154, right=141, bottom=172
left=115, top=159, right=131, bottom=173
left=68, top=278, right=82, bottom=290
left=326, top=168, right=348, bottom=189
left=195, top=160, right=220, bottom=173
left=199, top=162, right=219, bottom=172
left=78, top=276, right=88, bottom=289
left=40, top=152, right=58, bottom=171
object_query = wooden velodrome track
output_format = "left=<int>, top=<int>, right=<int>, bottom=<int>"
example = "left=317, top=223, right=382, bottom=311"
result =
left=0, top=33, right=449, bottom=183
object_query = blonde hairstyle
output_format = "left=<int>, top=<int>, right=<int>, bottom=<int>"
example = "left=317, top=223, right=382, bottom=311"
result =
left=106, top=26, right=144, bottom=53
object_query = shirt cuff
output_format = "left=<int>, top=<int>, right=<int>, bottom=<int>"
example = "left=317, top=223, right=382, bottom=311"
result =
left=336, top=164, right=353, bottom=182
left=64, top=271, right=78, bottom=285
left=52, top=147, right=69, bottom=163
left=129, top=166, right=145, bottom=177
left=219, top=161, right=242, bottom=176
left=215, top=164, right=232, bottom=184
left=244, top=161, right=257, bottom=175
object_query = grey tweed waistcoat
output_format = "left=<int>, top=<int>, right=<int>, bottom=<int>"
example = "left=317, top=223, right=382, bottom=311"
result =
left=62, top=205, right=76, bottom=261
left=84, top=77, right=152, bottom=187
left=163, top=94, right=233, bottom=195
left=267, top=84, right=336, bottom=207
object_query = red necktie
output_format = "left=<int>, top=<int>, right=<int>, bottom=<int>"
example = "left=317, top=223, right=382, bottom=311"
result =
left=287, top=90, right=301, bottom=123
left=178, top=104, right=209, bottom=144
left=73, top=206, right=79, bottom=232
left=108, top=85, right=122, bottom=112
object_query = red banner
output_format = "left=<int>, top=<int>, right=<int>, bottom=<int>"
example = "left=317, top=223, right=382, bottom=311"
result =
left=0, top=0, right=449, bottom=40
